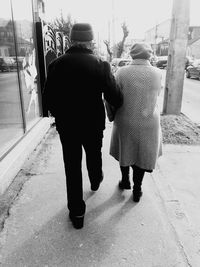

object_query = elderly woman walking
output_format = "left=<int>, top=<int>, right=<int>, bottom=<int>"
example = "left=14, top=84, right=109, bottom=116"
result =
left=110, top=42, right=163, bottom=202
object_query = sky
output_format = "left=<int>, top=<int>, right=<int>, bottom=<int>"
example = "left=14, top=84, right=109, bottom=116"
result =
left=44, top=0, right=200, bottom=43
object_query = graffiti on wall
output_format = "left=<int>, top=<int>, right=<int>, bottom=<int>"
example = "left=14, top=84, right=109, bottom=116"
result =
left=43, top=24, right=70, bottom=70
left=43, top=24, right=57, bottom=70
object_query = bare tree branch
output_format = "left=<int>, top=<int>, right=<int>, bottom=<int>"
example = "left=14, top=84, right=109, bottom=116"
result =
left=116, top=22, right=129, bottom=58
left=103, top=40, right=113, bottom=62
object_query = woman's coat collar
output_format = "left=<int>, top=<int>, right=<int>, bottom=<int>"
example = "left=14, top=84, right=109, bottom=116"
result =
left=130, top=59, right=151, bottom=66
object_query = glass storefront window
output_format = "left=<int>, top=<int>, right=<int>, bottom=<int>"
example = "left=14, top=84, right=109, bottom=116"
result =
left=11, top=0, right=41, bottom=130
left=0, top=0, right=42, bottom=159
left=0, top=0, right=24, bottom=158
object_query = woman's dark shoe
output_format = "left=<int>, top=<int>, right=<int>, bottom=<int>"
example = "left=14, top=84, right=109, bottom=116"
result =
left=69, top=213, right=84, bottom=229
left=133, top=190, right=143, bottom=202
left=118, top=180, right=131, bottom=190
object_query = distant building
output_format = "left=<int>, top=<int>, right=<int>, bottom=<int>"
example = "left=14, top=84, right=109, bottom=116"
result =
left=188, top=26, right=200, bottom=40
left=0, top=21, right=14, bottom=57
left=145, top=19, right=200, bottom=59
left=145, top=19, right=171, bottom=45
left=0, top=20, right=33, bottom=57
left=187, top=26, right=200, bottom=59
left=187, top=37, right=200, bottom=59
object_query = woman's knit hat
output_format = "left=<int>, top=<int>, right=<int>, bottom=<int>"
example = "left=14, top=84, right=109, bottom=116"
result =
left=70, top=23, right=94, bottom=42
left=130, top=42, right=153, bottom=59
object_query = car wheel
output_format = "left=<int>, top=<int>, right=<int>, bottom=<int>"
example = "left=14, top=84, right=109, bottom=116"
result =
left=186, top=70, right=190, bottom=78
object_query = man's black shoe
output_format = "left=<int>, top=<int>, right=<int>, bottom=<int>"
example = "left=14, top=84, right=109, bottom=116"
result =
left=69, top=213, right=84, bottom=229
left=91, top=173, right=103, bottom=191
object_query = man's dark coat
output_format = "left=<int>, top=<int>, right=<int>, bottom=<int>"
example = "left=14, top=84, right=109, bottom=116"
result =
left=43, top=46, right=122, bottom=131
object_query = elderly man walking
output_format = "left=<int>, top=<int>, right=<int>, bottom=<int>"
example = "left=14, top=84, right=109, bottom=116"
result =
left=43, top=23, right=122, bottom=229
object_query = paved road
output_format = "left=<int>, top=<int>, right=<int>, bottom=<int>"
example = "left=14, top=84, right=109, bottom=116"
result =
left=182, top=76, right=200, bottom=124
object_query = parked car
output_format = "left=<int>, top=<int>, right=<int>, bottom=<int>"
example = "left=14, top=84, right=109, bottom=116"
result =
left=12, top=56, right=24, bottom=69
left=156, top=56, right=168, bottom=69
left=0, top=57, right=17, bottom=72
left=111, top=58, right=131, bottom=73
left=185, top=56, right=194, bottom=70
left=186, top=59, right=200, bottom=80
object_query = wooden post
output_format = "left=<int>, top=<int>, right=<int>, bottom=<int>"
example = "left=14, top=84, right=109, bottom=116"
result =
left=163, top=0, right=190, bottom=115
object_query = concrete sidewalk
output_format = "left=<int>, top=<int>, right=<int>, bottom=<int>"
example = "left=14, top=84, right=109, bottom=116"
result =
left=152, top=143, right=200, bottom=266
left=0, top=123, right=199, bottom=266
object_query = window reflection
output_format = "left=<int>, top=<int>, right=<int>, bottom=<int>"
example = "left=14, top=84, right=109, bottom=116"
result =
left=0, top=1, right=24, bottom=158
left=12, top=0, right=40, bottom=129
left=0, top=0, right=42, bottom=158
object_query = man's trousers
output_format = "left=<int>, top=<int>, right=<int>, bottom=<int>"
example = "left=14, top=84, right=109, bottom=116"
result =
left=58, top=127, right=104, bottom=216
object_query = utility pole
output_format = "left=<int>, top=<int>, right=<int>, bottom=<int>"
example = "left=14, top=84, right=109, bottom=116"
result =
left=111, top=0, right=115, bottom=47
left=163, top=0, right=190, bottom=115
